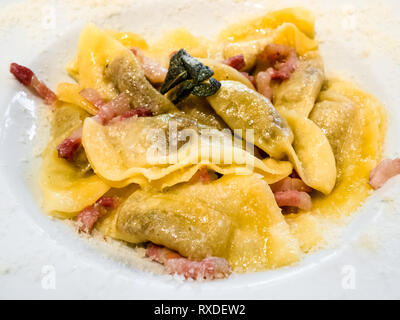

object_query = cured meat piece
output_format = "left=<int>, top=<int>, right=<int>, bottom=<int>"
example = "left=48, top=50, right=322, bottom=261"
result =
left=56, top=127, right=83, bottom=161
left=274, top=190, right=312, bottom=211
left=10, top=63, right=57, bottom=105
left=188, top=167, right=214, bottom=184
left=255, top=70, right=273, bottom=100
left=146, top=243, right=231, bottom=280
left=76, top=196, right=118, bottom=233
left=94, top=93, right=131, bottom=125
left=257, top=44, right=298, bottom=81
left=165, top=257, right=231, bottom=281
left=119, top=108, right=153, bottom=119
left=240, top=72, right=256, bottom=87
left=131, top=47, right=167, bottom=84
left=79, top=88, right=107, bottom=109
left=270, top=176, right=312, bottom=193
left=80, top=88, right=153, bottom=124
left=145, top=243, right=182, bottom=264
left=223, top=54, right=246, bottom=71
left=369, top=158, right=400, bottom=190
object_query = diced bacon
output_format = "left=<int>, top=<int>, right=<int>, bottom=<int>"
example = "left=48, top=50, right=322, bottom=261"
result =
left=146, top=243, right=182, bottom=264
left=240, top=72, right=256, bottom=87
left=257, top=44, right=298, bottom=81
left=79, top=88, right=107, bottom=109
left=119, top=108, right=153, bottom=119
left=198, top=167, right=212, bottom=184
left=223, top=54, right=246, bottom=71
left=290, top=170, right=301, bottom=179
left=56, top=127, right=83, bottom=161
left=274, top=190, right=312, bottom=211
left=369, top=158, right=400, bottom=190
left=189, top=167, right=216, bottom=184
left=255, top=70, right=273, bottom=100
left=270, top=177, right=312, bottom=193
left=10, top=63, right=57, bottom=105
left=79, top=87, right=152, bottom=125
left=96, top=196, right=118, bottom=209
left=271, top=174, right=313, bottom=212
left=94, top=93, right=131, bottom=125
left=10, top=63, right=33, bottom=85
left=109, top=107, right=153, bottom=124
left=76, top=206, right=102, bottom=234
left=146, top=244, right=231, bottom=280
left=76, top=196, right=118, bottom=234
left=131, top=47, right=167, bottom=84
left=31, top=77, right=58, bottom=105
left=165, top=257, right=231, bottom=281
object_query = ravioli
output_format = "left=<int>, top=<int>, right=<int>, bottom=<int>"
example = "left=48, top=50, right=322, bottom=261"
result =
left=273, top=51, right=325, bottom=117
left=82, top=113, right=293, bottom=189
left=105, top=54, right=177, bottom=114
left=40, top=103, right=110, bottom=217
left=112, top=174, right=301, bottom=272
left=207, top=80, right=294, bottom=159
left=69, top=24, right=176, bottom=116
left=57, top=83, right=98, bottom=115
left=220, top=7, right=319, bottom=74
left=282, top=109, right=337, bottom=195
left=218, top=7, right=316, bottom=41
left=177, top=95, right=228, bottom=130
left=276, top=80, right=387, bottom=253
left=221, top=39, right=267, bottom=72
left=199, top=59, right=255, bottom=89
left=105, top=30, right=149, bottom=50
left=144, top=28, right=214, bottom=67
left=68, top=24, right=129, bottom=99
left=309, top=79, right=387, bottom=218
left=207, top=80, right=336, bottom=194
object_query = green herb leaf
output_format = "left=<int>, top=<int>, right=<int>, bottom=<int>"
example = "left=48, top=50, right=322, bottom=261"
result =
left=160, top=49, right=188, bottom=94
left=160, top=49, right=221, bottom=103
left=171, top=80, right=195, bottom=104
left=192, top=78, right=221, bottom=97
left=181, top=54, right=214, bottom=83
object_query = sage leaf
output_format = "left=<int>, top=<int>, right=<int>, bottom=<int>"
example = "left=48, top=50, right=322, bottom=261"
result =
left=171, top=80, right=195, bottom=104
left=160, top=49, right=188, bottom=94
left=192, top=78, right=221, bottom=97
left=160, top=49, right=221, bottom=104
left=181, top=54, right=214, bottom=83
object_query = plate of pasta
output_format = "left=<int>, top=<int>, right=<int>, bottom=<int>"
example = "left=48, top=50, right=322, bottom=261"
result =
left=1, top=0, right=400, bottom=299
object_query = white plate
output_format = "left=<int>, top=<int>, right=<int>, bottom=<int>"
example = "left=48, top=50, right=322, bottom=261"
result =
left=0, top=0, right=400, bottom=299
